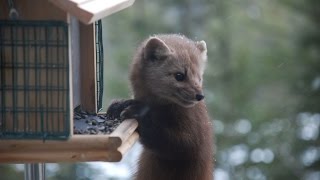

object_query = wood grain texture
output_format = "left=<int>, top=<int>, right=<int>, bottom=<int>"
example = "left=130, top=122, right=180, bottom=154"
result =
left=49, top=0, right=135, bottom=24
left=70, top=15, right=81, bottom=108
left=79, top=23, right=97, bottom=113
left=117, top=131, right=139, bottom=158
left=0, top=0, right=67, bottom=21
left=0, top=135, right=120, bottom=152
left=110, top=119, right=138, bottom=143
left=0, top=150, right=122, bottom=163
left=0, top=119, right=139, bottom=163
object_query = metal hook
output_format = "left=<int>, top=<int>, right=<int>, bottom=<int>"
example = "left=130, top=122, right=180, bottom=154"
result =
left=9, top=8, right=19, bottom=20
left=7, top=0, right=19, bottom=20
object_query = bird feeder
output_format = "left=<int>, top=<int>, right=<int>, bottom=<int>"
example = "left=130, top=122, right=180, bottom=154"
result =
left=0, top=0, right=138, bottom=163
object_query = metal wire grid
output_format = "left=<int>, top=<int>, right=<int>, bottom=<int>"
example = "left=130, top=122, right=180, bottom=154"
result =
left=0, top=20, right=70, bottom=140
left=95, top=20, right=104, bottom=112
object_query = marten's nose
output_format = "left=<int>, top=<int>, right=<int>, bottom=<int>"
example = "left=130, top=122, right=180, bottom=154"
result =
left=195, top=94, right=205, bottom=101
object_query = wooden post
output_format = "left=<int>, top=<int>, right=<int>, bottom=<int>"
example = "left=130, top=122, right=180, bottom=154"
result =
left=79, top=23, right=97, bottom=113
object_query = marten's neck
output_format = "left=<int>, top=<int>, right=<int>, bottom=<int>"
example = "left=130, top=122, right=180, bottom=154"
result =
left=144, top=102, right=205, bottom=129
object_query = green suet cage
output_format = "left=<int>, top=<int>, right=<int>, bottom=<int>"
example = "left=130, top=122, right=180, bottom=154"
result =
left=95, top=20, right=104, bottom=112
left=0, top=20, right=70, bottom=140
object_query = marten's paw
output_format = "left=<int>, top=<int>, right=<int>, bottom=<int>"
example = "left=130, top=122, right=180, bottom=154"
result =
left=120, top=102, right=150, bottom=121
left=106, top=99, right=138, bottom=120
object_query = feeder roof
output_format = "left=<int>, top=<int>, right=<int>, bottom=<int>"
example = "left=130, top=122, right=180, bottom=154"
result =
left=49, top=0, right=135, bottom=24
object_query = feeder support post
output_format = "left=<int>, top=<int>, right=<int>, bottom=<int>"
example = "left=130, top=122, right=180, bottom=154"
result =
left=24, top=163, right=46, bottom=180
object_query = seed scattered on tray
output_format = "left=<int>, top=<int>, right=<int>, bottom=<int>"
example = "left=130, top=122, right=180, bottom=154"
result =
left=73, top=106, right=123, bottom=135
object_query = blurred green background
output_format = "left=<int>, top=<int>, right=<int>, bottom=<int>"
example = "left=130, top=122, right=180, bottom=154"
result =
left=102, top=0, right=320, bottom=179
left=1, top=0, right=319, bottom=179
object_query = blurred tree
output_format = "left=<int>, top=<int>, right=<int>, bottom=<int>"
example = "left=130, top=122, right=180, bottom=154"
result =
left=283, top=0, right=320, bottom=179
left=0, top=164, right=23, bottom=180
left=47, top=163, right=102, bottom=180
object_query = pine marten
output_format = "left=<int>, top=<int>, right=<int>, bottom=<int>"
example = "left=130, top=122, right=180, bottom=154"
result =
left=107, top=34, right=214, bottom=180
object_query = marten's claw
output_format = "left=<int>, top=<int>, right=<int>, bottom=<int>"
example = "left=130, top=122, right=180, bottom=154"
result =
left=106, top=99, right=145, bottom=120
left=120, top=103, right=150, bottom=121
left=106, top=99, right=132, bottom=120
left=119, top=107, right=136, bottom=120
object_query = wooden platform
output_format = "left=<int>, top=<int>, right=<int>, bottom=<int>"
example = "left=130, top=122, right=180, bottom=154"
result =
left=0, top=119, right=139, bottom=163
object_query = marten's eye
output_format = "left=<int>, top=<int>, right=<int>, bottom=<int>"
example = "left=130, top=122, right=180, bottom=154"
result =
left=174, top=73, right=185, bottom=81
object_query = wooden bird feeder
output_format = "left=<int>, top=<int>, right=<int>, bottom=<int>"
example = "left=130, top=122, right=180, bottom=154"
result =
left=0, top=0, right=138, bottom=164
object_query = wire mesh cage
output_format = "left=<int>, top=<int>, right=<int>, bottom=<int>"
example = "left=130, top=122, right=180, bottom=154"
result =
left=95, top=20, right=104, bottom=112
left=0, top=20, right=70, bottom=140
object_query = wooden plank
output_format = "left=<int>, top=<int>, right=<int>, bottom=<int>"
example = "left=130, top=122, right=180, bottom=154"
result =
left=0, top=0, right=67, bottom=21
left=70, top=16, right=81, bottom=109
left=79, top=23, right=97, bottom=113
left=0, top=135, right=121, bottom=152
left=0, top=119, right=139, bottom=163
left=49, top=0, right=135, bottom=24
left=0, top=133, right=139, bottom=163
left=0, top=150, right=122, bottom=163
left=118, top=132, right=139, bottom=158
left=0, top=117, right=139, bottom=153
left=68, top=0, right=92, bottom=6
left=78, top=0, right=135, bottom=24
left=67, top=14, right=75, bottom=135
left=110, top=119, right=138, bottom=143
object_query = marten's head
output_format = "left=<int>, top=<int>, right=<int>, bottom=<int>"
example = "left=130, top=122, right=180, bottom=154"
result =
left=131, top=34, right=208, bottom=107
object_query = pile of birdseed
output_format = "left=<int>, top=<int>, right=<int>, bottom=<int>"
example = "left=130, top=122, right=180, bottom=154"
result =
left=73, top=107, right=123, bottom=135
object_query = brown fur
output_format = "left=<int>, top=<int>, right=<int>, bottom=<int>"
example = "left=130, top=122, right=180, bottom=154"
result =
left=129, top=34, right=214, bottom=180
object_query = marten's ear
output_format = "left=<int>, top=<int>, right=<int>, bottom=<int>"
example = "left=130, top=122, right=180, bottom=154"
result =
left=144, top=37, right=172, bottom=61
left=196, top=40, right=207, bottom=75
left=195, top=40, right=207, bottom=62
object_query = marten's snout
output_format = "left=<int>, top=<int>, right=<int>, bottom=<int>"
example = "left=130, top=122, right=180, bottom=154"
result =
left=195, top=94, right=205, bottom=101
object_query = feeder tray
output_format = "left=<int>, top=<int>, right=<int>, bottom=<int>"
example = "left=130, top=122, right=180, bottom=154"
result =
left=0, top=119, right=138, bottom=163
